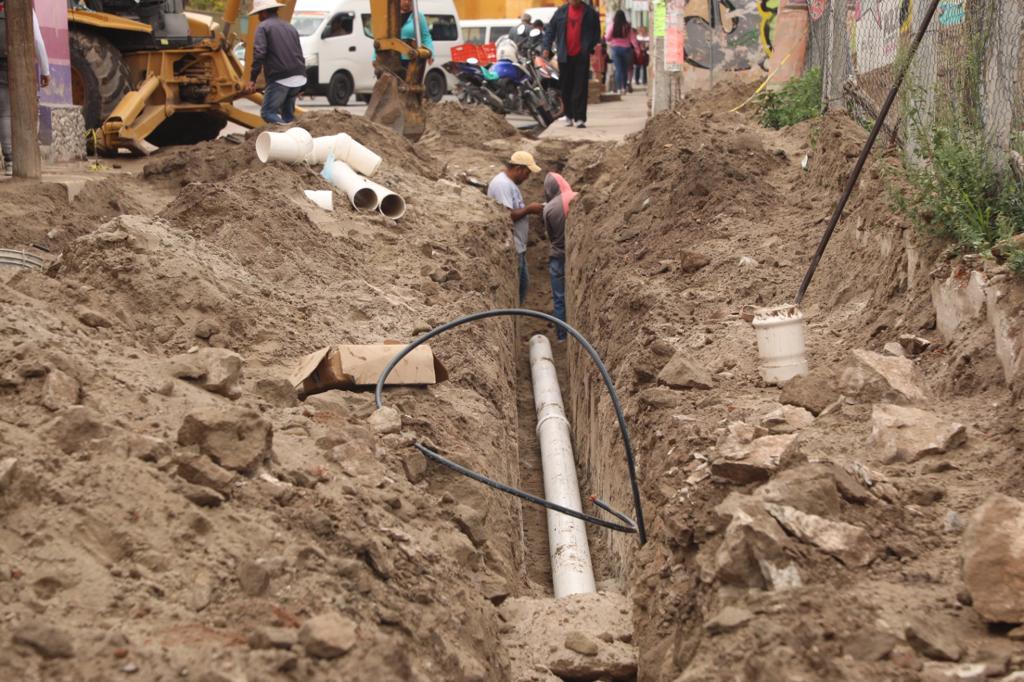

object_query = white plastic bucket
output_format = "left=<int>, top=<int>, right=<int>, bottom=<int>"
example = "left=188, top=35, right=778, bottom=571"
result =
left=306, top=135, right=340, bottom=165
left=364, top=179, right=406, bottom=219
left=752, top=304, right=809, bottom=385
left=303, top=189, right=334, bottom=211
left=333, top=133, right=382, bottom=177
left=325, top=160, right=379, bottom=211
left=255, top=128, right=313, bottom=164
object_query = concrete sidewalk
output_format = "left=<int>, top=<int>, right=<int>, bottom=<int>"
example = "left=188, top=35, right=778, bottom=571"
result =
left=540, top=88, right=649, bottom=142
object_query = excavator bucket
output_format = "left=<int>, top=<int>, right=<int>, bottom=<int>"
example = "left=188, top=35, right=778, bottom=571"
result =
left=365, top=71, right=426, bottom=142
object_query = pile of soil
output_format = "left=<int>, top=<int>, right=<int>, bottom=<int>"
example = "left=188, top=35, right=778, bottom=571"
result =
left=0, top=106, right=555, bottom=681
left=423, top=101, right=520, bottom=149
left=562, top=82, right=1024, bottom=680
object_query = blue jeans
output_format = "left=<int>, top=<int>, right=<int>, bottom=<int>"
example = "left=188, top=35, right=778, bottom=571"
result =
left=549, top=255, right=566, bottom=339
left=518, top=252, right=528, bottom=305
left=610, top=46, right=632, bottom=93
left=261, top=81, right=301, bottom=124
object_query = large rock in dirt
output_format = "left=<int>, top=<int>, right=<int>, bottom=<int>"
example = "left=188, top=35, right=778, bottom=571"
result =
left=765, top=503, right=877, bottom=567
left=709, top=498, right=802, bottom=590
left=870, top=404, right=966, bottom=464
left=177, top=455, right=236, bottom=494
left=177, top=408, right=273, bottom=473
left=298, top=613, right=357, bottom=659
left=41, top=368, right=80, bottom=411
left=499, top=593, right=636, bottom=681
left=657, top=352, right=714, bottom=390
left=905, top=616, right=964, bottom=662
left=780, top=367, right=839, bottom=415
left=838, top=350, right=928, bottom=403
left=167, top=348, right=244, bottom=399
left=962, top=494, right=1024, bottom=623
left=12, top=622, right=75, bottom=658
left=759, top=404, right=814, bottom=434
left=45, top=406, right=111, bottom=454
left=755, top=464, right=844, bottom=518
left=711, top=432, right=796, bottom=485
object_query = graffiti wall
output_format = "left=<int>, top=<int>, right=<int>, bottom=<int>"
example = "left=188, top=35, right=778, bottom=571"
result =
left=682, top=0, right=773, bottom=71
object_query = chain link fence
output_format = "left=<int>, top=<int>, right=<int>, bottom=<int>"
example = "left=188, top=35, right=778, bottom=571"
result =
left=807, top=0, right=1023, bottom=167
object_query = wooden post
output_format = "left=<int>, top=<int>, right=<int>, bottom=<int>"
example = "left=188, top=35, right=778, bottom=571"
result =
left=7, top=0, right=41, bottom=179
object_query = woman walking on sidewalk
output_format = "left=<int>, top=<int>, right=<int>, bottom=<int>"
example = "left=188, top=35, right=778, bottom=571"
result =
left=606, top=10, right=640, bottom=95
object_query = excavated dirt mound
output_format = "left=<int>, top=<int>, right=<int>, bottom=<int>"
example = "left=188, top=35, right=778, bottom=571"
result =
left=0, top=106, right=569, bottom=681
left=0, top=177, right=153, bottom=253
left=423, top=101, right=520, bottom=148
left=143, top=109, right=439, bottom=188
left=561, top=82, right=1024, bottom=680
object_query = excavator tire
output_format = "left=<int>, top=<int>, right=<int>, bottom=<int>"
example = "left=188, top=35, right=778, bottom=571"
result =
left=69, top=29, right=132, bottom=130
left=146, top=112, right=228, bottom=148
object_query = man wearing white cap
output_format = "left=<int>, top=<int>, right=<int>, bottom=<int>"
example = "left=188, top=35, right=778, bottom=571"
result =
left=487, top=151, right=544, bottom=304
left=245, top=0, right=307, bottom=124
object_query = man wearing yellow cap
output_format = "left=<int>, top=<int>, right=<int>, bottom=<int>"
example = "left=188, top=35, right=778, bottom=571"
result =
left=487, top=151, right=544, bottom=304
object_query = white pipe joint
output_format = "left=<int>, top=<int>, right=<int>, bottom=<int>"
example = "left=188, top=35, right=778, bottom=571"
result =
left=364, top=179, right=407, bottom=220
left=333, top=133, right=382, bottom=177
left=528, top=334, right=596, bottom=599
left=256, top=127, right=314, bottom=164
left=324, top=160, right=379, bottom=211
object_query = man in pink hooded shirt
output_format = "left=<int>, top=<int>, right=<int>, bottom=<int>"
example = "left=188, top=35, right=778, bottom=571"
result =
left=540, top=172, right=577, bottom=341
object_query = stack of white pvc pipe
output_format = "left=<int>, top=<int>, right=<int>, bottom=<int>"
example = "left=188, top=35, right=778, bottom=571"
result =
left=255, top=127, right=405, bottom=219
left=528, top=334, right=597, bottom=599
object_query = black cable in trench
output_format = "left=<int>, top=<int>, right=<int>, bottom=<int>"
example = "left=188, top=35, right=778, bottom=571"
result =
left=374, top=308, right=647, bottom=545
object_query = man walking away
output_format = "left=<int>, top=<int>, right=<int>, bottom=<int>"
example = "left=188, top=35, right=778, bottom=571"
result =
left=246, top=0, right=306, bottom=124
left=540, top=172, right=576, bottom=341
left=487, top=151, right=544, bottom=305
left=0, top=4, right=51, bottom=175
left=543, top=0, right=600, bottom=129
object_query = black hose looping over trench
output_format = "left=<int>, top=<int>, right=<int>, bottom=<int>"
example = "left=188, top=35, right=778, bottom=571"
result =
left=374, top=308, right=647, bottom=544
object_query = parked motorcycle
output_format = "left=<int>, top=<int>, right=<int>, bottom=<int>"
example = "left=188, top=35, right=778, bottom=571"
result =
left=512, top=25, right=563, bottom=120
left=443, top=59, right=505, bottom=112
left=445, top=27, right=556, bottom=128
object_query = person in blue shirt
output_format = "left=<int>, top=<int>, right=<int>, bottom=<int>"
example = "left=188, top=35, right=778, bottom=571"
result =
left=399, top=0, right=433, bottom=61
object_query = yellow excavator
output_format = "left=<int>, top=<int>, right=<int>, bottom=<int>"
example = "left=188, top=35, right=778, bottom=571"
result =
left=69, top=0, right=429, bottom=154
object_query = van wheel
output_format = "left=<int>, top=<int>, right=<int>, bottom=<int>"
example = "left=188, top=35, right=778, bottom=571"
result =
left=424, top=70, right=447, bottom=103
left=327, top=71, right=354, bottom=106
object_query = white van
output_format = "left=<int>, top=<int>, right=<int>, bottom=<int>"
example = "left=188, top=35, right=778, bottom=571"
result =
left=294, top=0, right=461, bottom=105
left=459, top=18, right=517, bottom=45
left=458, top=7, right=558, bottom=46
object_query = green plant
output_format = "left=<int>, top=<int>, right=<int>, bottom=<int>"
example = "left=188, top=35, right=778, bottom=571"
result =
left=890, top=123, right=1024, bottom=261
left=758, top=68, right=822, bottom=129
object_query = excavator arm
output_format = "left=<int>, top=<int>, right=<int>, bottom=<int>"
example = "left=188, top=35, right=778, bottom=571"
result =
left=364, top=0, right=432, bottom=141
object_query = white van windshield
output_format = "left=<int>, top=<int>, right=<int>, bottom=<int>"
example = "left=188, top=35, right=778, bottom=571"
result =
left=360, top=13, right=457, bottom=41
left=292, top=12, right=329, bottom=36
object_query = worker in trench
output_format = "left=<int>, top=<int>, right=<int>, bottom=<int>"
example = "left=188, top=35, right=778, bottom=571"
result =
left=487, top=151, right=544, bottom=305
left=245, top=0, right=307, bottom=124
left=539, top=172, right=577, bottom=342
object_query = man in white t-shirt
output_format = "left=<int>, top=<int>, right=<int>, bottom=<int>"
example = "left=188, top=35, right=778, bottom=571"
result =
left=487, top=151, right=543, bottom=304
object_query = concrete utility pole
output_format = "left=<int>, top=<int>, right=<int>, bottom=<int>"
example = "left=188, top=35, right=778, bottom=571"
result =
left=6, top=0, right=41, bottom=179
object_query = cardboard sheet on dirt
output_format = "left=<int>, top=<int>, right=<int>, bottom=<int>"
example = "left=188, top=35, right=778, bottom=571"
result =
left=291, top=343, right=448, bottom=397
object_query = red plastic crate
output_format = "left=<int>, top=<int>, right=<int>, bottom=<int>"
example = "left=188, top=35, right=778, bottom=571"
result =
left=450, top=43, right=497, bottom=65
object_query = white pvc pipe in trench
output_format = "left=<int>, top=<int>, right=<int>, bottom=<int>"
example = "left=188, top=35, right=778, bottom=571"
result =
left=528, top=334, right=597, bottom=599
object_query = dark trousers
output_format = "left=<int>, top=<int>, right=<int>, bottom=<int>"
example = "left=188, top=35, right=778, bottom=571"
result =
left=261, top=81, right=302, bottom=124
left=559, top=53, right=590, bottom=123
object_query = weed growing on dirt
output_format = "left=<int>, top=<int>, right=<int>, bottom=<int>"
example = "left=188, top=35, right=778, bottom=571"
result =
left=890, top=123, right=1024, bottom=271
left=758, top=68, right=822, bottom=129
